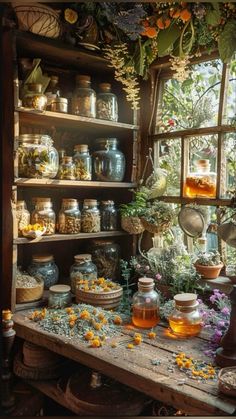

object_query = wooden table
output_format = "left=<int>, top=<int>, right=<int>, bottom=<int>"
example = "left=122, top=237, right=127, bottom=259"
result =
left=13, top=310, right=236, bottom=416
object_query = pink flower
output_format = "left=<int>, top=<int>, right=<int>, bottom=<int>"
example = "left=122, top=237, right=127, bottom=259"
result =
left=136, top=264, right=141, bottom=269
left=221, top=307, right=230, bottom=316
left=155, top=273, right=162, bottom=281
left=210, top=295, right=216, bottom=304
left=168, top=118, right=175, bottom=126
left=217, top=320, right=225, bottom=328
left=145, top=265, right=150, bottom=271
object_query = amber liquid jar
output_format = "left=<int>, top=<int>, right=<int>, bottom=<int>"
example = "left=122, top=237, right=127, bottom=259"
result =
left=132, top=277, right=160, bottom=329
left=168, top=293, right=202, bottom=337
left=184, top=159, right=216, bottom=198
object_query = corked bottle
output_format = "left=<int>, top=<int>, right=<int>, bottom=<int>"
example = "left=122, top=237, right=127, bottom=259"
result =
left=73, top=144, right=92, bottom=181
left=70, top=254, right=97, bottom=294
left=27, top=254, right=59, bottom=290
left=57, top=156, right=76, bottom=180
left=168, top=293, right=202, bottom=337
left=71, top=75, right=96, bottom=118
left=81, top=199, right=101, bottom=233
left=132, top=278, right=160, bottom=328
left=58, top=198, right=81, bottom=234
left=31, top=197, right=56, bottom=235
left=96, top=83, right=118, bottom=122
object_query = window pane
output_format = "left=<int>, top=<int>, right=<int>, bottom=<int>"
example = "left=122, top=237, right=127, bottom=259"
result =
left=157, top=60, right=222, bottom=133
left=225, top=56, right=236, bottom=124
left=221, top=133, right=236, bottom=198
left=155, top=138, right=181, bottom=196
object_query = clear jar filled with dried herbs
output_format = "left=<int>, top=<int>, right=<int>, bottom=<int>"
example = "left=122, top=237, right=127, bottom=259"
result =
left=27, top=254, right=59, bottom=290
left=31, top=198, right=56, bottom=235
left=81, top=199, right=101, bottom=233
left=96, top=83, right=118, bottom=122
left=18, top=134, right=59, bottom=179
left=73, top=144, right=92, bottom=181
left=100, top=200, right=118, bottom=231
left=16, top=200, right=30, bottom=236
left=90, top=239, right=120, bottom=281
left=57, top=156, right=76, bottom=180
left=71, top=75, right=96, bottom=118
left=70, top=254, right=97, bottom=294
left=48, top=284, right=71, bottom=308
left=22, top=83, right=47, bottom=111
left=58, top=199, right=81, bottom=234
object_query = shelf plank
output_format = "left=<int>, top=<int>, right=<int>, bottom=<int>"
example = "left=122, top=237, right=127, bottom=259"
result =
left=15, top=178, right=136, bottom=189
left=17, top=108, right=139, bottom=132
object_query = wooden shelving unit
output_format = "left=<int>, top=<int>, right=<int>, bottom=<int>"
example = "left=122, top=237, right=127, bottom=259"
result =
left=15, top=178, right=136, bottom=189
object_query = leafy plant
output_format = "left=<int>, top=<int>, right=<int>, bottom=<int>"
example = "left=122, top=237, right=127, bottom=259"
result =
left=119, top=190, right=147, bottom=217
left=195, top=250, right=222, bottom=266
left=142, top=201, right=175, bottom=226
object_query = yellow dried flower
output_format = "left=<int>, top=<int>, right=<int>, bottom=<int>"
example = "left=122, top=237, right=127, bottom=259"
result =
left=65, top=307, right=74, bottom=314
left=90, top=338, right=101, bottom=348
left=84, top=330, right=94, bottom=341
left=69, top=314, right=78, bottom=322
left=113, top=315, right=122, bottom=325
left=148, top=331, right=156, bottom=339
left=80, top=310, right=90, bottom=320
left=127, top=343, right=134, bottom=349
left=64, top=8, right=78, bottom=24
left=94, top=322, right=102, bottom=331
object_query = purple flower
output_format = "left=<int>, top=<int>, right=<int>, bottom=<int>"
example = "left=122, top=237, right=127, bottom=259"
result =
left=197, top=298, right=203, bottom=304
left=217, top=320, right=225, bottom=328
left=209, top=295, right=216, bottom=304
left=213, top=289, right=220, bottom=294
left=221, top=307, right=230, bottom=316
left=155, top=273, right=162, bottom=281
left=214, top=329, right=223, bottom=338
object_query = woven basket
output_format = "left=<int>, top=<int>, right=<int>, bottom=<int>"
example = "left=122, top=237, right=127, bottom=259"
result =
left=121, top=216, right=144, bottom=235
left=23, top=341, right=62, bottom=368
left=218, top=367, right=236, bottom=398
left=141, top=218, right=171, bottom=234
left=16, top=282, right=44, bottom=304
left=76, top=287, right=123, bottom=310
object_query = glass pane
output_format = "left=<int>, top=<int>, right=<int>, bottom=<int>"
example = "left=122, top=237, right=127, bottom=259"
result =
left=157, top=60, right=222, bottom=133
left=225, top=56, right=236, bottom=124
left=155, top=138, right=181, bottom=196
left=221, top=133, right=236, bottom=198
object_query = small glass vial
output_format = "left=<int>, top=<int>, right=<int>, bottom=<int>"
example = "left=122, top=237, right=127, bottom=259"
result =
left=22, top=83, right=47, bottom=111
left=45, top=75, right=60, bottom=107
left=132, top=278, right=160, bottom=329
left=58, top=198, right=81, bottom=234
left=71, top=75, right=96, bottom=118
left=48, top=284, right=71, bottom=308
left=28, top=254, right=59, bottom=290
left=81, top=199, right=101, bottom=233
left=73, top=144, right=92, bottom=180
left=57, top=156, right=76, bottom=180
left=168, top=293, right=202, bottom=337
left=70, top=254, right=97, bottom=294
left=184, top=159, right=216, bottom=198
left=96, top=83, right=118, bottom=122
left=100, top=200, right=118, bottom=231
left=16, top=200, right=30, bottom=236
left=31, top=198, right=56, bottom=235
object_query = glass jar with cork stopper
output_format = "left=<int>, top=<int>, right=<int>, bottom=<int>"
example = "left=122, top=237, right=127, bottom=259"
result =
left=184, top=159, right=216, bottom=198
left=31, top=197, right=56, bottom=235
left=16, top=200, right=30, bottom=236
left=96, top=83, right=118, bottom=122
left=132, top=277, right=160, bottom=328
left=70, top=254, right=97, bottom=294
left=81, top=199, right=101, bottom=233
left=73, top=144, right=92, bottom=180
left=168, top=293, right=202, bottom=337
left=57, top=156, right=76, bottom=180
left=58, top=198, right=81, bottom=234
left=71, top=75, right=96, bottom=118
left=27, top=254, right=59, bottom=290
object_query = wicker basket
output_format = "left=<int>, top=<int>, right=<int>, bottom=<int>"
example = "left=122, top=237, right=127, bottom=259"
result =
left=12, top=3, right=61, bottom=38
left=218, top=367, right=236, bottom=398
left=121, top=216, right=144, bottom=235
left=76, top=287, right=123, bottom=310
left=141, top=218, right=171, bottom=234
left=16, top=282, right=44, bottom=304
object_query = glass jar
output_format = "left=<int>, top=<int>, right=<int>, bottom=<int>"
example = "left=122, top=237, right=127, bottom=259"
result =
left=100, top=200, right=118, bottom=231
left=45, top=75, right=61, bottom=107
left=70, top=254, right=97, bottom=294
left=18, top=134, right=59, bottom=179
left=16, top=200, right=30, bottom=236
left=96, top=83, right=118, bottom=122
left=92, top=138, right=126, bottom=182
left=168, top=293, right=202, bottom=337
left=50, top=97, right=68, bottom=114
left=73, top=144, right=92, bottom=180
left=58, top=148, right=66, bottom=164
left=27, top=254, right=59, bottom=290
left=31, top=198, right=56, bottom=235
left=132, top=278, right=160, bottom=329
left=58, top=198, right=81, bottom=234
left=81, top=199, right=101, bottom=233
left=22, top=83, right=47, bottom=111
left=48, top=284, right=71, bottom=308
left=184, top=159, right=216, bottom=198
left=90, top=239, right=120, bottom=281
left=57, top=156, right=76, bottom=180
left=71, top=75, right=96, bottom=118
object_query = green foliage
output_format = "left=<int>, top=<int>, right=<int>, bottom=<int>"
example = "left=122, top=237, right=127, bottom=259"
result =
left=157, top=24, right=181, bottom=57
left=142, top=201, right=175, bottom=226
left=218, top=21, right=236, bottom=63
left=195, top=250, right=222, bottom=266
left=119, top=190, right=147, bottom=217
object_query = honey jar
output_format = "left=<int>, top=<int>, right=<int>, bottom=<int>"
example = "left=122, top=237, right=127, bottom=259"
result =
left=184, top=159, right=216, bottom=198
left=168, top=293, right=202, bottom=337
left=132, top=277, right=160, bottom=329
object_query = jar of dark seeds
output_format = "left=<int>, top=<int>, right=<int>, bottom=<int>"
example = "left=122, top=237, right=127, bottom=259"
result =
left=70, top=254, right=97, bottom=294
left=58, top=198, right=81, bottom=234
left=81, top=199, right=101, bottom=233
left=73, top=144, right=92, bottom=180
left=100, top=200, right=118, bottom=231
left=96, top=83, right=118, bottom=122
left=57, top=156, right=76, bottom=180
left=16, top=200, right=30, bottom=236
left=31, top=198, right=56, bottom=235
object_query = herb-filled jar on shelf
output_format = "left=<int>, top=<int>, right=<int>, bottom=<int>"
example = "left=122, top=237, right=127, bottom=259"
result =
left=57, top=156, right=76, bottom=180
left=18, top=134, right=59, bottom=179
left=48, top=285, right=71, bottom=308
left=71, top=75, right=96, bottom=118
left=73, top=144, right=92, bottom=180
left=92, top=138, right=126, bottom=182
left=100, top=200, right=118, bottom=231
left=90, top=239, right=120, bottom=281
left=70, top=254, right=97, bottom=294
left=168, top=293, right=202, bottom=337
left=96, top=83, right=118, bottom=122
left=31, top=198, right=56, bottom=235
left=81, top=199, right=101, bottom=233
left=22, top=83, right=47, bottom=111
left=132, top=278, right=160, bottom=329
left=58, top=198, right=81, bottom=234
left=16, top=200, right=30, bottom=236
left=27, top=254, right=59, bottom=290
left=184, top=159, right=216, bottom=198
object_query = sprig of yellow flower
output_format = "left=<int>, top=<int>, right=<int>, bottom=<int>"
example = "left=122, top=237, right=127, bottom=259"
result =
left=175, top=353, right=217, bottom=380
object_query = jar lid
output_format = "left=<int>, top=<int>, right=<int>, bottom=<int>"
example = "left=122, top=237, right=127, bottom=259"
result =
left=95, top=138, right=118, bottom=146
left=16, top=200, right=26, bottom=207
left=74, top=254, right=92, bottom=262
left=62, top=198, right=78, bottom=204
left=84, top=199, right=97, bottom=206
left=50, top=75, right=59, bottom=82
left=51, top=97, right=68, bottom=104
left=76, top=75, right=91, bottom=83
left=18, top=134, right=52, bottom=144
left=99, top=83, right=111, bottom=91
left=138, top=277, right=154, bottom=291
left=74, top=144, right=89, bottom=152
left=174, top=293, right=198, bottom=307
left=27, top=83, right=42, bottom=91
left=62, top=156, right=73, bottom=163
left=33, top=197, right=51, bottom=203
left=101, top=200, right=114, bottom=205
left=49, top=284, right=71, bottom=293
left=32, top=254, right=54, bottom=262
left=196, top=159, right=210, bottom=167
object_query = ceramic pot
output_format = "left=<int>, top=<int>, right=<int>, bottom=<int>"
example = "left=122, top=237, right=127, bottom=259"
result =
left=194, top=262, right=223, bottom=280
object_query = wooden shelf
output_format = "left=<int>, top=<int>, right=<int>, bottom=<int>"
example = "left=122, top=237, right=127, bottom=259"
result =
left=14, top=230, right=128, bottom=245
left=15, top=178, right=136, bottom=189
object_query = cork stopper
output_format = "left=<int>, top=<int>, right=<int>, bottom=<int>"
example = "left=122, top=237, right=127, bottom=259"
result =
left=99, top=83, right=111, bottom=92
left=32, top=254, right=54, bottom=263
left=74, top=144, right=89, bottom=153
left=62, top=156, right=73, bottom=164
left=50, top=75, right=59, bottom=83
left=33, top=197, right=51, bottom=204
left=16, top=200, right=26, bottom=209
left=27, top=83, right=43, bottom=93
left=138, top=277, right=154, bottom=291
left=49, top=284, right=71, bottom=294
left=62, top=198, right=78, bottom=205
left=101, top=200, right=114, bottom=206
left=74, top=254, right=92, bottom=262
left=76, top=75, right=91, bottom=85
left=83, top=199, right=97, bottom=206
left=174, top=293, right=198, bottom=312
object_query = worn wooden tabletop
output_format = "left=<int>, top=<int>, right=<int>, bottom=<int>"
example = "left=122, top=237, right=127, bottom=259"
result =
left=13, top=310, right=236, bottom=416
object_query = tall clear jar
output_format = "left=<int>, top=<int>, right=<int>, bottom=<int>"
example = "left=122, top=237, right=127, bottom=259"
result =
left=100, top=200, right=118, bottom=231
left=90, top=239, right=120, bottom=281
left=22, top=83, right=47, bottom=111
left=81, top=199, right=101, bottom=233
left=31, top=198, right=56, bottom=235
left=184, top=159, right=216, bottom=198
left=58, top=198, right=81, bottom=234
left=71, top=75, right=96, bottom=118
left=96, top=83, right=118, bottom=122
left=16, top=200, right=30, bottom=236
left=73, top=144, right=92, bottom=180
left=27, top=254, right=59, bottom=290
left=92, top=138, right=126, bottom=182
left=57, top=156, right=76, bottom=180
left=168, top=293, right=202, bottom=337
left=70, top=254, right=97, bottom=294
left=18, top=134, right=59, bottom=179
left=132, top=278, right=160, bottom=329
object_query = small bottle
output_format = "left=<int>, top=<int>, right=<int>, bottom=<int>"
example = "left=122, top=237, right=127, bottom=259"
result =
left=16, top=200, right=30, bottom=236
left=57, top=156, right=76, bottom=180
left=22, top=83, right=47, bottom=111
left=45, top=75, right=60, bottom=107
left=184, top=159, right=216, bottom=198
left=132, top=278, right=160, bottom=329
left=73, top=144, right=92, bottom=180
left=71, top=75, right=96, bottom=118
left=81, top=199, right=101, bottom=233
left=168, top=293, right=202, bottom=337
left=31, top=198, right=56, bottom=235
left=58, top=198, right=81, bottom=234
left=100, top=200, right=118, bottom=231
left=96, top=83, right=118, bottom=122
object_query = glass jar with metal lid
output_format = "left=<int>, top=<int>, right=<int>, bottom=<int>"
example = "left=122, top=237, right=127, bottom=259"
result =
left=81, top=199, right=101, bottom=233
left=100, top=200, right=118, bottom=231
left=71, top=75, right=96, bottom=118
left=16, top=200, right=30, bottom=236
left=168, top=293, right=202, bottom=337
left=22, top=83, right=47, bottom=111
left=73, top=144, right=92, bottom=180
left=50, top=97, right=68, bottom=114
left=90, top=239, right=120, bottom=281
left=27, top=254, right=59, bottom=290
left=57, top=156, right=76, bottom=180
left=70, top=254, right=97, bottom=294
left=18, top=134, right=59, bottom=179
left=92, top=138, right=126, bottom=182
left=58, top=199, right=81, bottom=234
left=31, top=197, right=56, bottom=235
left=48, top=284, right=71, bottom=308
left=96, top=83, right=118, bottom=122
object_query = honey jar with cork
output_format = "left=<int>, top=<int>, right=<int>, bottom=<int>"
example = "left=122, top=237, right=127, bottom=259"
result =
left=132, top=277, right=160, bottom=328
left=168, top=293, right=202, bottom=337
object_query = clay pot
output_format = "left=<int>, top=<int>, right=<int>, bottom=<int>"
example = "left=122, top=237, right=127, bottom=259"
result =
left=194, top=262, right=223, bottom=280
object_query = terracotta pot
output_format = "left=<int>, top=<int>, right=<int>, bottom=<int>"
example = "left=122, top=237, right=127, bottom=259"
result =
left=194, top=263, right=223, bottom=280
